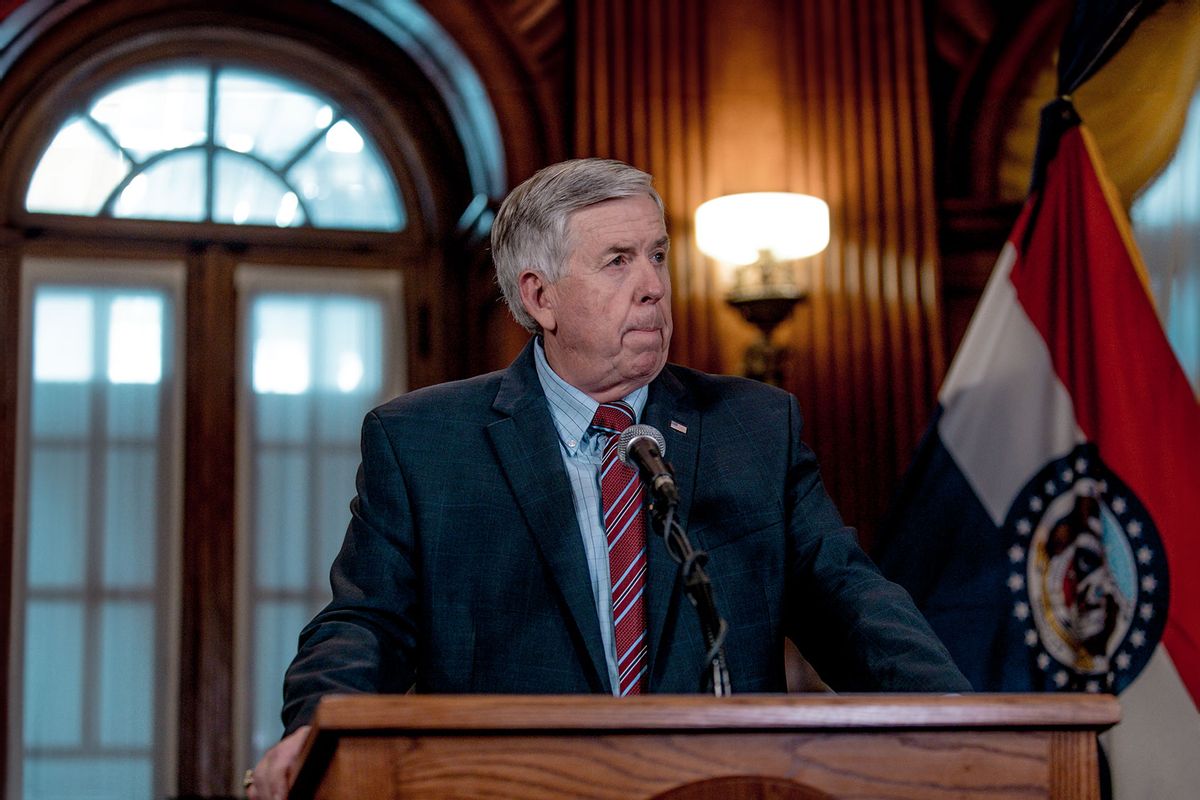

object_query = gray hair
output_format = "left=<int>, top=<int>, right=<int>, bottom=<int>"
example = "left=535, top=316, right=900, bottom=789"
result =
left=491, top=158, right=664, bottom=332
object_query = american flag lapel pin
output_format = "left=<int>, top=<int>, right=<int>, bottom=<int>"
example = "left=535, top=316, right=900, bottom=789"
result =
left=669, top=420, right=688, bottom=434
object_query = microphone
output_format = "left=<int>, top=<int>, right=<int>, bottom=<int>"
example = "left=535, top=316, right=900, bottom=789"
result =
left=617, top=424, right=678, bottom=505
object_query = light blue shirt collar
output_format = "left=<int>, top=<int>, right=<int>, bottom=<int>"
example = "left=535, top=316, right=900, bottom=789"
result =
left=533, top=338, right=648, bottom=454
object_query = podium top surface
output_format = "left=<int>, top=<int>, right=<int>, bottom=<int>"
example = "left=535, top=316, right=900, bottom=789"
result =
left=308, top=693, right=1120, bottom=734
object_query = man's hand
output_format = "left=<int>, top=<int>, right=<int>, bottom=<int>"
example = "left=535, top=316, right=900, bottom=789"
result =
left=246, top=725, right=311, bottom=800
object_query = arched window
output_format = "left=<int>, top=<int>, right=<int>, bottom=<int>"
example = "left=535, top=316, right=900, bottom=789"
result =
left=26, top=65, right=406, bottom=230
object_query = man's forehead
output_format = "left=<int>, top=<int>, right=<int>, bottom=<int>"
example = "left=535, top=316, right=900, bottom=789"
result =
left=566, top=195, right=667, bottom=238
left=567, top=192, right=662, bottom=216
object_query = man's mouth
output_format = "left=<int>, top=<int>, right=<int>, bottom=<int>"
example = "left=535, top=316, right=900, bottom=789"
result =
left=626, top=320, right=662, bottom=333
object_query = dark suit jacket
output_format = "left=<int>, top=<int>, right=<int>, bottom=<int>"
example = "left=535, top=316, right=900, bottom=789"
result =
left=282, top=341, right=969, bottom=731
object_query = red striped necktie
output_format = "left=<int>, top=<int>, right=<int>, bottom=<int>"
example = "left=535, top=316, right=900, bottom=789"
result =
left=591, top=401, right=648, bottom=695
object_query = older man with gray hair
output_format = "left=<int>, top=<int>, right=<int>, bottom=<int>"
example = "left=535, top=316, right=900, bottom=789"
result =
left=246, top=158, right=968, bottom=799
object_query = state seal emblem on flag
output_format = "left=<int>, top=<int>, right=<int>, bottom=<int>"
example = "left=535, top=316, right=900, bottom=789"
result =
left=1005, top=444, right=1169, bottom=694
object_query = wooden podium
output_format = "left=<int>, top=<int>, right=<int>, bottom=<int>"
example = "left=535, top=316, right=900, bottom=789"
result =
left=289, top=694, right=1119, bottom=800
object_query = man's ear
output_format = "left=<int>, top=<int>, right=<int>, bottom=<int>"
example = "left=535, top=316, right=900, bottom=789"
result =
left=518, top=270, right=557, bottom=333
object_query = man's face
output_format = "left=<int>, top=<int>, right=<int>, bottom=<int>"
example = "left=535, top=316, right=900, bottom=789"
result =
left=521, top=194, right=672, bottom=401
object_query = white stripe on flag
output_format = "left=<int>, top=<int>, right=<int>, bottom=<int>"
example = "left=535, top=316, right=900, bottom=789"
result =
left=1104, top=646, right=1200, bottom=797
left=938, top=242, right=1085, bottom=525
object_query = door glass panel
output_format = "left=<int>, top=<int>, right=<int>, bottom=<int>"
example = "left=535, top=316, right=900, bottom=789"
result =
left=239, top=273, right=401, bottom=764
left=17, top=274, right=180, bottom=800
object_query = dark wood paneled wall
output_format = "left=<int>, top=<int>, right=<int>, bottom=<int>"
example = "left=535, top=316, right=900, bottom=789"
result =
left=574, top=0, right=716, bottom=368
left=573, top=0, right=946, bottom=548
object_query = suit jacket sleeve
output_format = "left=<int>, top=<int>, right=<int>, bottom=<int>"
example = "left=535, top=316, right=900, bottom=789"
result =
left=281, top=410, right=419, bottom=733
left=780, top=393, right=972, bottom=692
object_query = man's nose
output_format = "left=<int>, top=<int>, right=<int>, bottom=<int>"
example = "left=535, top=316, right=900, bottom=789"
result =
left=638, top=257, right=667, bottom=303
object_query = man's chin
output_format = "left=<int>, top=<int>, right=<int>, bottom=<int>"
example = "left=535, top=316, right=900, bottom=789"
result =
left=622, top=348, right=668, bottom=381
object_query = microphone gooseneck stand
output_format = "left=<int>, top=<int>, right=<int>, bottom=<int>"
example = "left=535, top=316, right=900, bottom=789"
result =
left=651, top=498, right=732, bottom=697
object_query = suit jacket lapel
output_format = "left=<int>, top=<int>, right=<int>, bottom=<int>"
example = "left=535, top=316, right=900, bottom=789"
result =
left=486, top=342, right=613, bottom=693
left=641, top=367, right=700, bottom=688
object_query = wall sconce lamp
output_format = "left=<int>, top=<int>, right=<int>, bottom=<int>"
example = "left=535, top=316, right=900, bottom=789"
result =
left=694, top=192, right=830, bottom=384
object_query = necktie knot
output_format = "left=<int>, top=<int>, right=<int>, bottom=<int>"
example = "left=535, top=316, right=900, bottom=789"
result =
left=591, top=401, right=635, bottom=437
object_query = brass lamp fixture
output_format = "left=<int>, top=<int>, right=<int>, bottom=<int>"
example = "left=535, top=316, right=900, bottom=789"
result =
left=694, top=192, right=830, bottom=384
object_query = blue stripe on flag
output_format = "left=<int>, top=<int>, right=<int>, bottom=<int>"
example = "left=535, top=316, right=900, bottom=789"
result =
left=878, top=408, right=1036, bottom=692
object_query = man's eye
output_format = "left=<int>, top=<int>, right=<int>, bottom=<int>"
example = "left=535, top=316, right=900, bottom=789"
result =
left=609, top=254, right=628, bottom=267
left=651, top=251, right=667, bottom=264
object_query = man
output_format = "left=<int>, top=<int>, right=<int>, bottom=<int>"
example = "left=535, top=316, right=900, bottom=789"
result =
left=246, top=158, right=969, bottom=799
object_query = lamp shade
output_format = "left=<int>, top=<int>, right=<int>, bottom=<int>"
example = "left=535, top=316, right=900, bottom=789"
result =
left=694, top=192, right=830, bottom=265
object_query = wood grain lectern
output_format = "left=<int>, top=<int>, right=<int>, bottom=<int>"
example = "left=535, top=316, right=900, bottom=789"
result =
left=289, top=693, right=1119, bottom=800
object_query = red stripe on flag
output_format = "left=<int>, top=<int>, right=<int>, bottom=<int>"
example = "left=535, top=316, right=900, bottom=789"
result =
left=1009, top=126, right=1200, bottom=708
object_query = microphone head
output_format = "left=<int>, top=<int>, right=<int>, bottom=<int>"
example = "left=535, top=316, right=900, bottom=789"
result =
left=617, top=424, right=667, bottom=465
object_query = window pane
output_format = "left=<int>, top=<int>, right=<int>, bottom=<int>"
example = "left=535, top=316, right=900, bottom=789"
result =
left=24, top=757, right=151, bottom=800
left=107, top=295, right=163, bottom=384
left=27, top=447, right=88, bottom=588
left=98, top=602, right=155, bottom=746
left=315, top=298, right=382, bottom=398
left=316, top=452, right=359, bottom=582
left=253, top=298, right=313, bottom=395
left=213, top=151, right=304, bottom=227
left=216, top=70, right=330, bottom=168
left=89, top=68, right=208, bottom=161
left=32, top=381, right=91, bottom=439
left=251, top=602, right=311, bottom=757
left=34, top=293, right=94, bottom=383
left=256, top=393, right=312, bottom=445
left=254, top=449, right=310, bottom=590
left=102, top=446, right=159, bottom=588
left=24, top=602, right=85, bottom=747
left=316, top=392, right=375, bottom=445
left=113, top=152, right=206, bottom=221
left=26, top=118, right=130, bottom=215
left=289, top=125, right=405, bottom=230
left=106, top=383, right=160, bottom=440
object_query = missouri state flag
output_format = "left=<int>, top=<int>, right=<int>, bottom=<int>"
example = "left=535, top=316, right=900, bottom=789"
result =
left=877, top=122, right=1200, bottom=796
